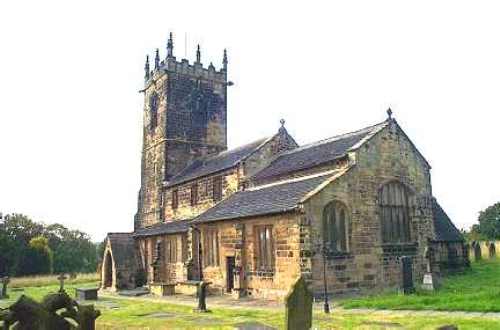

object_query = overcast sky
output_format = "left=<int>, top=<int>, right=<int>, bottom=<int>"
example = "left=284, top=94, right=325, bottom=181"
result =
left=1, top=1, right=499, bottom=241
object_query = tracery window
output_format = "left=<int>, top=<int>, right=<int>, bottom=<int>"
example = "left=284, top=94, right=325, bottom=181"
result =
left=255, top=225, right=274, bottom=272
left=212, top=176, right=223, bottom=202
left=322, top=201, right=349, bottom=253
left=204, top=228, right=219, bottom=267
left=379, top=181, right=412, bottom=243
left=172, top=189, right=179, bottom=209
left=191, top=183, right=198, bottom=206
left=149, top=93, right=158, bottom=130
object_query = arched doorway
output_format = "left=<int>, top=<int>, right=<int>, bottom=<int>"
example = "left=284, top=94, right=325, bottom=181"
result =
left=103, top=251, right=113, bottom=288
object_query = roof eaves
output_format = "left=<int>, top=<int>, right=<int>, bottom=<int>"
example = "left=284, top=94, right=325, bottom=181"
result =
left=193, top=207, right=299, bottom=224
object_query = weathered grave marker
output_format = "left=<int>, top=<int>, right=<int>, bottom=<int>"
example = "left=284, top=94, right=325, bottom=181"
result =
left=285, top=276, right=313, bottom=330
left=194, top=281, right=209, bottom=312
left=0, top=276, right=10, bottom=299
left=58, top=274, right=67, bottom=292
left=473, top=242, right=482, bottom=261
left=422, top=246, right=438, bottom=291
left=489, top=242, right=496, bottom=258
left=401, top=256, right=415, bottom=295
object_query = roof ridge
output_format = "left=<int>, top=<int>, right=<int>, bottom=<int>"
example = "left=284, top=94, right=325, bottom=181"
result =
left=280, top=119, right=389, bottom=156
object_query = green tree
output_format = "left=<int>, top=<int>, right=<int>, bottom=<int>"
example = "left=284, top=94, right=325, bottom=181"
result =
left=478, top=202, right=500, bottom=240
left=20, top=236, right=54, bottom=275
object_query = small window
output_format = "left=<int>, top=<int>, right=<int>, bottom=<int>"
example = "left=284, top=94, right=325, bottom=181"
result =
left=172, top=189, right=178, bottom=210
left=165, top=236, right=177, bottom=263
left=255, top=225, right=274, bottom=272
left=190, top=183, right=198, bottom=206
left=322, top=201, right=349, bottom=253
left=213, top=176, right=223, bottom=202
left=204, top=228, right=219, bottom=267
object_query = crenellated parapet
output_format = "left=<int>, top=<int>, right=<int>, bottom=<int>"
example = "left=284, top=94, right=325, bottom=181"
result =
left=144, top=32, right=227, bottom=87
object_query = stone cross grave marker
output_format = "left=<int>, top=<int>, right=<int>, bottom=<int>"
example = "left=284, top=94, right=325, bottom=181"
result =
left=58, top=274, right=67, bottom=292
left=489, top=242, right=496, bottom=258
left=194, top=281, right=209, bottom=312
left=285, top=276, right=313, bottom=330
left=401, top=256, right=415, bottom=295
left=0, top=276, right=10, bottom=299
left=473, top=242, right=482, bottom=261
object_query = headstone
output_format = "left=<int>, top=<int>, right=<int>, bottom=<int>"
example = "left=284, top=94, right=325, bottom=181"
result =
left=473, top=242, right=482, bottom=261
left=489, top=242, right=496, bottom=258
left=401, top=256, right=414, bottom=295
left=285, top=276, right=313, bottom=330
left=194, top=281, right=209, bottom=312
left=57, top=274, right=67, bottom=292
left=0, top=276, right=10, bottom=299
left=422, top=246, right=438, bottom=291
left=463, top=243, right=471, bottom=267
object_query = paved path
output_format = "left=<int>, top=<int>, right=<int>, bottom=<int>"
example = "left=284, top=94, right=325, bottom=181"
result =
left=100, top=292, right=500, bottom=319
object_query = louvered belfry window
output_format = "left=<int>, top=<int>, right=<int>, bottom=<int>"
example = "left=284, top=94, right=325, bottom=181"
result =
left=379, top=181, right=412, bottom=243
left=322, top=201, right=349, bottom=253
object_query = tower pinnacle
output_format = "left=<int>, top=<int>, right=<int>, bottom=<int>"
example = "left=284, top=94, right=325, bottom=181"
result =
left=167, top=32, right=174, bottom=58
left=154, top=48, right=160, bottom=69
left=144, top=55, right=150, bottom=80
left=196, top=44, right=201, bottom=63
left=222, top=49, right=228, bottom=71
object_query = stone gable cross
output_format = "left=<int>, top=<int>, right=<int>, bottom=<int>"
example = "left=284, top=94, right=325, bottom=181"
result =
left=57, top=274, right=67, bottom=292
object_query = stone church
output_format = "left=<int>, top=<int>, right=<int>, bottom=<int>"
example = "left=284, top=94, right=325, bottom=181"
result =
left=101, top=35, right=467, bottom=299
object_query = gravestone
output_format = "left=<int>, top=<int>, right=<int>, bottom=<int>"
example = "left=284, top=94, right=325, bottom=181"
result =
left=57, top=273, right=68, bottom=292
left=422, top=247, right=438, bottom=291
left=285, top=276, right=313, bottom=330
left=488, top=242, right=496, bottom=258
left=401, top=256, right=415, bottom=295
left=76, top=287, right=99, bottom=301
left=0, top=276, right=10, bottom=299
left=194, top=281, right=209, bottom=313
left=473, top=242, right=482, bottom=261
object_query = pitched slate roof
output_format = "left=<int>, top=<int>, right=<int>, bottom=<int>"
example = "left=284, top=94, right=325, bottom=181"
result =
left=252, top=121, right=388, bottom=182
left=107, top=233, right=136, bottom=268
left=167, top=137, right=269, bottom=187
left=432, top=199, right=464, bottom=242
left=133, top=219, right=192, bottom=238
left=194, top=172, right=336, bottom=223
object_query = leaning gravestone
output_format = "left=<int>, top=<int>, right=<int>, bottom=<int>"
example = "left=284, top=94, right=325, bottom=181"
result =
left=0, top=276, right=10, bottom=299
left=489, top=242, right=496, bottom=258
left=194, top=281, right=209, bottom=313
left=285, top=276, right=313, bottom=330
left=473, top=242, right=482, bottom=261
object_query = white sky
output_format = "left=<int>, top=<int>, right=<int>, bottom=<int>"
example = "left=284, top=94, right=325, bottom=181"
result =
left=1, top=1, right=499, bottom=241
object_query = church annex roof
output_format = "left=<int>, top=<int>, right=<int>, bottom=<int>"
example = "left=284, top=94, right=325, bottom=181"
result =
left=252, top=120, right=389, bottom=182
left=166, top=137, right=270, bottom=187
left=107, top=232, right=136, bottom=268
left=193, top=170, right=344, bottom=223
left=133, top=218, right=192, bottom=238
left=432, top=199, right=464, bottom=242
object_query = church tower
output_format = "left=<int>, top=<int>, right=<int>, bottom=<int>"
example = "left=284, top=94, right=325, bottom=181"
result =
left=135, top=34, right=228, bottom=229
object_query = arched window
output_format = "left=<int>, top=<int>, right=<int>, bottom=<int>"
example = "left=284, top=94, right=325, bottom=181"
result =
left=149, top=93, right=158, bottom=129
left=379, top=181, right=412, bottom=243
left=322, top=201, right=349, bottom=253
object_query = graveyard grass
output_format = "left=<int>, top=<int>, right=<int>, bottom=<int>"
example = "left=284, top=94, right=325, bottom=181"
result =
left=340, top=258, right=500, bottom=312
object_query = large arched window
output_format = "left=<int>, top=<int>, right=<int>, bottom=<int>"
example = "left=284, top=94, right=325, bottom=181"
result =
left=322, top=201, right=349, bottom=253
left=379, top=181, right=412, bottom=243
left=149, top=93, right=159, bottom=130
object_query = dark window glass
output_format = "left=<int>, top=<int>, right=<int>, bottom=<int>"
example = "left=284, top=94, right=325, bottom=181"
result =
left=322, top=201, right=349, bottom=253
left=213, top=176, right=223, bottom=201
left=172, top=190, right=178, bottom=209
left=379, top=181, right=412, bottom=243
left=191, top=183, right=198, bottom=206
left=255, top=225, right=274, bottom=272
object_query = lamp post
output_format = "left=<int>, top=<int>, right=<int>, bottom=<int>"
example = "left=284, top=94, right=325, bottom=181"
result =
left=322, top=244, right=331, bottom=314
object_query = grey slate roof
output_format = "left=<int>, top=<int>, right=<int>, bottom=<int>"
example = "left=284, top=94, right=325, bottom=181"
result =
left=133, top=219, right=192, bottom=238
left=167, top=137, right=269, bottom=187
left=107, top=233, right=136, bottom=268
left=252, top=121, right=388, bottom=182
left=432, top=199, right=464, bottom=242
left=194, top=173, right=333, bottom=223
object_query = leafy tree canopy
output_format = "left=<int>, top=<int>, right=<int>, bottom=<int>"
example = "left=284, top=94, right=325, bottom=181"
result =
left=478, top=202, right=500, bottom=240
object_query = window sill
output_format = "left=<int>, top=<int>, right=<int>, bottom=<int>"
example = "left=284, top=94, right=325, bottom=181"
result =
left=247, top=270, right=275, bottom=279
left=381, top=242, right=418, bottom=255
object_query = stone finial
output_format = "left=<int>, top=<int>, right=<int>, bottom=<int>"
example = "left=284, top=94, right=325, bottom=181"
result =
left=154, top=48, right=160, bottom=69
left=387, top=107, right=393, bottom=120
left=222, top=49, right=228, bottom=70
left=167, top=32, right=174, bottom=58
left=144, top=55, right=150, bottom=80
left=279, top=119, right=286, bottom=133
left=196, top=44, right=201, bottom=63
left=208, top=62, right=215, bottom=71
left=57, top=273, right=67, bottom=292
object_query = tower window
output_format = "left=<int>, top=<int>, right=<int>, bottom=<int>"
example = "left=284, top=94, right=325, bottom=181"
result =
left=212, top=176, right=223, bottom=202
left=190, top=183, right=198, bottom=206
left=379, top=181, right=412, bottom=243
left=149, top=93, right=159, bottom=130
left=172, top=189, right=178, bottom=210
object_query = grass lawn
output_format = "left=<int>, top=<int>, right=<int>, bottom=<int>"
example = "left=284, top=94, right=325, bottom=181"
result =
left=340, top=258, right=500, bottom=312
left=1, top=280, right=500, bottom=329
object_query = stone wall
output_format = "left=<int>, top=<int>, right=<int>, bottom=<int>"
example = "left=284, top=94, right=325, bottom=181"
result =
left=196, top=212, right=302, bottom=300
left=303, top=121, right=434, bottom=296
